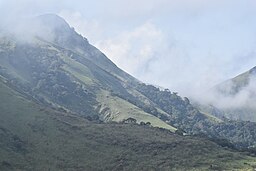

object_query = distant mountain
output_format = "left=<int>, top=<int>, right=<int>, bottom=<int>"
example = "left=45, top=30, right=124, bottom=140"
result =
left=1, top=13, right=256, bottom=157
left=210, top=66, right=256, bottom=121
left=216, top=66, right=256, bottom=95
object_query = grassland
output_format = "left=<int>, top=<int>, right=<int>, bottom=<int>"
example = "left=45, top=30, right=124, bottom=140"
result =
left=200, top=111, right=223, bottom=123
left=96, top=90, right=177, bottom=132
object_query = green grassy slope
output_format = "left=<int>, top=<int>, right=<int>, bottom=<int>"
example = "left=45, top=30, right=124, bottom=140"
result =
left=96, top=90, right=177, bottom=132
left=1, top=80, right=256, bottom=171
left=199, top=111, right=223, bottom=123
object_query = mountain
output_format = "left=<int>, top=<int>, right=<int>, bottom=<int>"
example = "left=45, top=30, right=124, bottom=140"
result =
left=1, top=14, right=256, bottom=169
left=1, top=78, right=256, bottom=170
left=0, top=14, right=178, bottom=131
left=1, top=14, right=220, bottom=133
left=208, top=66, right=256, bottom=121
left=215, top=66, right=256, bottom=95
left=1, top=14, right=256, bottom=147
left=0, top=14, right=229, bottom=140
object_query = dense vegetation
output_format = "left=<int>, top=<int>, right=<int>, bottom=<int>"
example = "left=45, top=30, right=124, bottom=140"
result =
left=1, top=80, right=256, bottom=171
left=135, top=83, right=256, bottom=148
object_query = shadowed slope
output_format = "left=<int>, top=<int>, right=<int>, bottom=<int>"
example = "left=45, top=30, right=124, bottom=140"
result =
left=0, top=79, right=256, bottom=171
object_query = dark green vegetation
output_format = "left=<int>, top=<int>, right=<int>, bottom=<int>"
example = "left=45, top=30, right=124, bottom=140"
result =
left=1, top=14, right=256, bottom=170
left=0, top=79, right=256, bottom=171
left=133, top=83, right=256, bottom=149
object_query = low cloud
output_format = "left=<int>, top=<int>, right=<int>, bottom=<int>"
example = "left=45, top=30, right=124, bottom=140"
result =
left=58, top=10, right=102, bottom=43
left=1, top=0, right=256, bottom=100
left=0, top=15, right=63, bottom=44
left=196, top=74, right=256, bottom=110
left=95, top=22, right=167, bottom=78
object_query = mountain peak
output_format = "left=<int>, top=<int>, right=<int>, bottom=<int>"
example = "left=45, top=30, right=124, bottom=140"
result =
left=249, top=66, right=256, bottom=75
left=0, top=14, right=71, bottom=40
left=36, top=14, right=71, bottom=31
left=32, top=13, right=91, bottom=50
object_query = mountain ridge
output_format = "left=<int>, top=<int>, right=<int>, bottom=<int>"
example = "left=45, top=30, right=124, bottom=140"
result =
left=0, top=14, right=176, bottom=131
left=206, top=65, right=256, bottom=121
left=1, top=13, right=256, bottom=150
left=1, top=14, right=256, bottom=170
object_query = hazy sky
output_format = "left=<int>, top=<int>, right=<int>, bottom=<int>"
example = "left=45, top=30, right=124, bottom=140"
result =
left=1, top=0, right=256, bottom=96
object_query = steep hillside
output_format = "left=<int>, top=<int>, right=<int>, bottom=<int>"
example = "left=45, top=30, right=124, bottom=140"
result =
left=0, top=14, right=175, bottom=131
left=0, top=78, right=256, bottom=171
left=0, top=14, right=221, bottom=134
left=1, top=14, right=256, bottom=149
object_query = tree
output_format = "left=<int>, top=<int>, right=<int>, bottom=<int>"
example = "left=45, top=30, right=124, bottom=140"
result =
left=122, top=118, right=137, bottom=124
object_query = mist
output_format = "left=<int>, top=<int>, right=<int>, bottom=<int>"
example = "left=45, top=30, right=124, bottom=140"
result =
left=192, top=72, right=256, bottom=121
left=1, top=0, right=256, bottom=104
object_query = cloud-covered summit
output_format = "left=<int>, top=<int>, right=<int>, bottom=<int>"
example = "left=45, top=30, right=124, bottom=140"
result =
left=1, top=0, right=256, bottom=98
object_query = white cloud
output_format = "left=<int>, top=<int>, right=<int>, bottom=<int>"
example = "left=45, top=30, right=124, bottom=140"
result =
left=95, top=22, right=169, bottom=78
left=58, top=10, right=102, bottom=43
left=199, top=75, right=256, bottom=111
left=94, top=22, right=202, bottom=95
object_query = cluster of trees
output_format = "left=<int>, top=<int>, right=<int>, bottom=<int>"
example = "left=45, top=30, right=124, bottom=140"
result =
left=121, top=117, right=152, bottom=127
left=211, top=121, right=256, bottom=148
left=135, top=83, right=256, bottom=149
left=110, top=82, right=256, bottom=148
left=135, top=83, right=208, bottom=132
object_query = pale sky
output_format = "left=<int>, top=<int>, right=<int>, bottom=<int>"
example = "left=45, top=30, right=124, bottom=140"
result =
left=1, top=0, right=256, bottom=96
